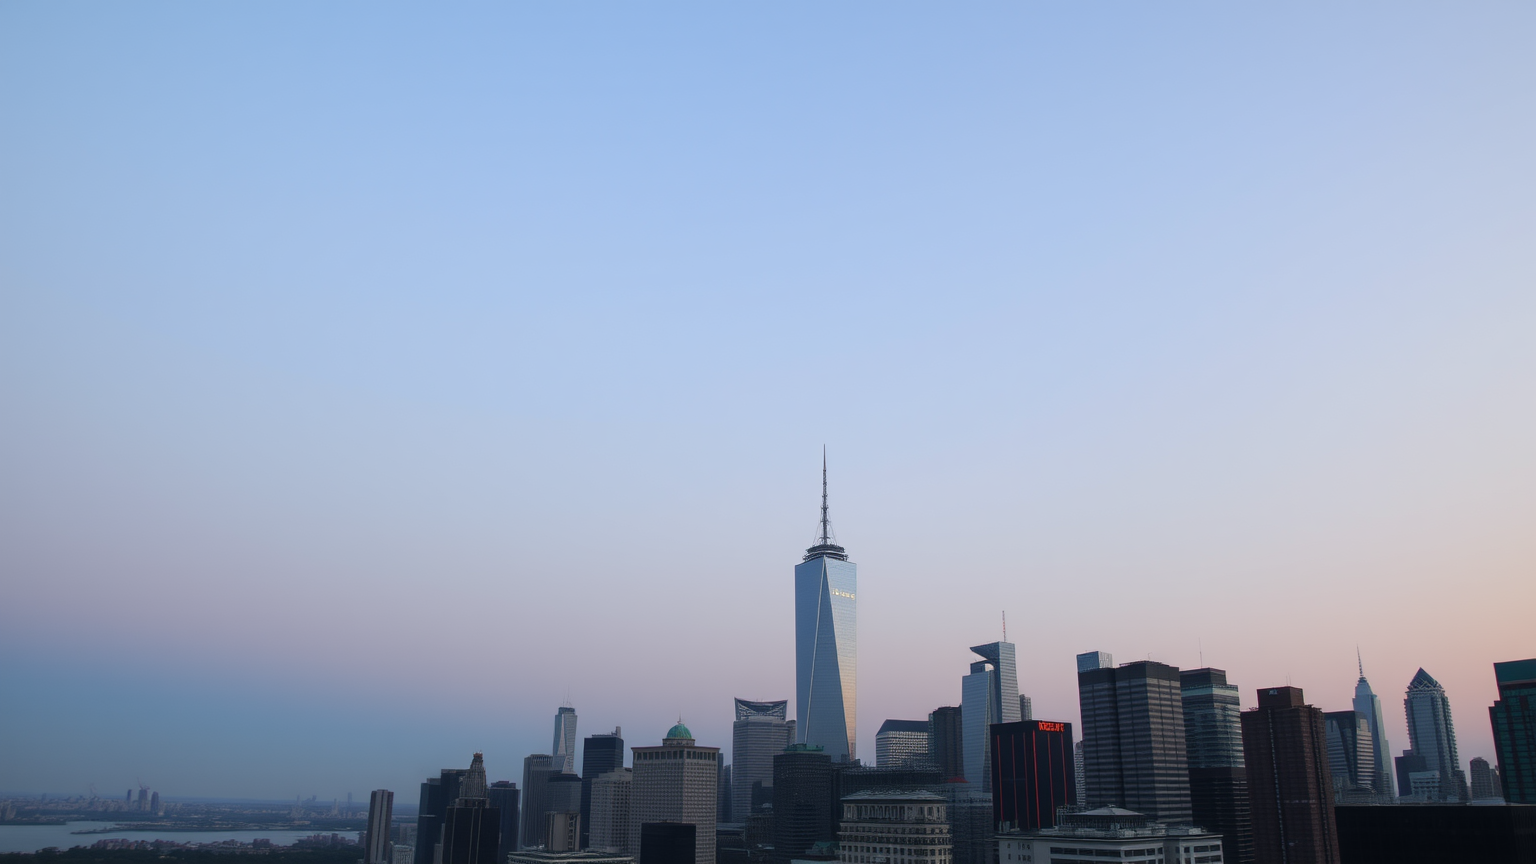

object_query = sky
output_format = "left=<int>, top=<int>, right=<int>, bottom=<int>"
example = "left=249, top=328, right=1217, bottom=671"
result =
left=1, top=3, right=1533, bottom=802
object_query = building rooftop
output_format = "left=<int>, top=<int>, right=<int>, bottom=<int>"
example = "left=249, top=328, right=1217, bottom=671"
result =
left=876, top=720, right=929, bottom=735
left=841, top=790, right=945, bottom=803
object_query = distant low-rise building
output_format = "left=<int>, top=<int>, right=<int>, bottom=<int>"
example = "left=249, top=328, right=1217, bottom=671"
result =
left=997, top=807, right=1223, bottom=864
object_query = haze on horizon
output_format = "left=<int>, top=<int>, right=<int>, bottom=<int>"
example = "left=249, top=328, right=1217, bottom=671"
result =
left=1, top=3, right=1532, bottom=802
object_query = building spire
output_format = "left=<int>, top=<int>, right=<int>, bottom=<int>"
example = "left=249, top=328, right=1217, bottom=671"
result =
left=803, top=448, right=847, bottom=562
left=820, top=446, right=831, bottom=545
left=1357, top=645, right=1365, bottom=680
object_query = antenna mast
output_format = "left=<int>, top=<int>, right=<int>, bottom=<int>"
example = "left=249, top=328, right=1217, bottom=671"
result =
left=820, top=446, right=830, bottom=544
left=1002, top=611, right=1007, bottom=642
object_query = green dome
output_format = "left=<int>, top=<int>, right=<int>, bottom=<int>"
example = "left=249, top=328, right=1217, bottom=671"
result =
left=666, top=722, right=693, bottom=740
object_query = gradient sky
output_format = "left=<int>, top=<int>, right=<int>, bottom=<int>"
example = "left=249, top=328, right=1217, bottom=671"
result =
left=2, top=3, right=1533, bottom=802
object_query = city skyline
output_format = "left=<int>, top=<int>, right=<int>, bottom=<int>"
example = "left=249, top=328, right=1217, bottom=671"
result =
left=2, top=1, right=1533, bottom=803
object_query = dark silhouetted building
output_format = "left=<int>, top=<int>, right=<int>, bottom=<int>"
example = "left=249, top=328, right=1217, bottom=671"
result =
left=989, top=719, right=1075, bottom=831
left=583, top=728, right=626, bottom=849
left=1491, top=658, right=1536, bottom=805
left=773, top=744, right=833, bottom=864
left=366, top=790, right=395, bottom=864
left=1335, top=803, right=1536, bottom=864
left=523, top=755, right=558, bottom=849
left=1181, top=667, right=1253, bottom=864
left=639, top=822, right=695, bottom=864
left=734, top=700, right=795, bottom=821
left=1077, top=656, right=1192, bottom=823
left=1471, top=757, right=1504, bottom=801
left=1241, top=687, right=1338, bottom=864
left=442, top=754, right=501, bottom=864
left=416, top=778, right=444, bottom=864
left=1323, top=710, right=1374, bottom=799
left=929, top=707, right=963, bottom=781
left=487, top=781, right=521, bottom=862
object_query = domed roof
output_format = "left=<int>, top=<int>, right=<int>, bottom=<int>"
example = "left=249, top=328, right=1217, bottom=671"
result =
left=666, top=721, right=693, bottom=740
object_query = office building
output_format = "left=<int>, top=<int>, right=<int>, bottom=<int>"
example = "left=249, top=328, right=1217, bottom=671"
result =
left=717, top=764, right=731, bottom=824
left=1076, top=652, right=1112, bottom=674
left=442, top=753, right=502, bottom=864
left=989, top=720, right=1075, bottom=832
left=589, top=770, right=632, bottom=853
left=549, top=773, right=584, bottom=843
left=583, top=728, right=626, bottom=849
left=1351, top=652, right=1396, bottom=800
left=837, top=790, right=949, bottom=864
left=997, top=808, right=1224, bottom=864
left=547, top=813, right=581, bottom=853
left=733, top=699, right=796, bottom=821
left=1240, top=687, right=1339, bottom=864
left=487, top=781, right=521, bottom=863
left=1073, top=742, right=1084, bottom=807
left=523, top=755, right=559, bottom=850
left=1018, top=696, right=1031, bottom=722
left=963, top=641, right=1020, bottom=792
left=1077, top=657, right=1191, bottom=823
left=629, top=722, right=718, bottom=864
left=1334, top=803, right=1536, bottom=864
left=1469, top=757, right=1503, bottom=801
left=1397, top=668, right=1466, bottom=801
left=366, top=790, right=395, bottom=864
left=876, top=720, right=932, bottom=769
left=555, top=707, right=580, bottom=775
left=929, top=708, right=964, bottom=781
left=1490, top=657, right=1536, bottom=805
left=795, top=455, right=857, bottom=762
left=1180, top=667, right=1252, bottom=864
left=392, top=845, right=415, bottom=864
left=639, top=822, right=696, bottom=864
left=1323, top=711, right=1374, bottom=799
left=773, top=744, right=834, bottom=864
left=415, top=778, right=444, bottom=864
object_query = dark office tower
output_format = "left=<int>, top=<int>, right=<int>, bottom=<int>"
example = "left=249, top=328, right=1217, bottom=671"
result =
left=1490, top=657, right=1536, bottom=805
left=1073, top=741, right=1084, bottom=806
left=1077, top=656, right=1192, bottom=823
left=149, top=792, right=160, bottom=814
left=989, top=719, right=1075, bottom=831
left=442, top=754, right=501, bottom=864
left=1323, top=711, right=1374, bottom=798
left=366, top=790, right=395, bottom=864
left=1468, top=757, right=1502, bottom=800
left=1397, top=668, right=1465, bottom=801
left=1180, top=667, right=1253, bottom=864
left=929, top=707, right=964, bottom=781
left=795, top=454, right=857, bottom=763
left=137, top=788, right=149, bottom=811
left=639, top=822, right=696, bottom=864
left=582, top=727, right=625, bottom=848
left=1241, top=687, right=1340, bottom=864
left=1019, top=695, right=1032, bottom=722
left=733, top=699, right=796, bottom=821
left=716, top=764, right=731, bottom=824
left=126, top=790, right=133, bottom=804
left=415, top=778, right=444, bottom=864
left=486, top=782, right=520, bottom=863
left=521, top=755, right=557, bottom=849
left=548, top=773, right=582, bottom=826
left=772, top=744, right=833, bottom=864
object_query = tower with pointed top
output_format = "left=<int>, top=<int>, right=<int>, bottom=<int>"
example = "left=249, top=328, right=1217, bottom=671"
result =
left=553, top=705, right=579, bottom=774
left=1350, top=652, right=1396, bottom=801
left=795, top=452, right=857, bottom=762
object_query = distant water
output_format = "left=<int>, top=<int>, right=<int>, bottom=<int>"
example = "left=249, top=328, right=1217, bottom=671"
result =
left=0, top=822, right=341, bottom=854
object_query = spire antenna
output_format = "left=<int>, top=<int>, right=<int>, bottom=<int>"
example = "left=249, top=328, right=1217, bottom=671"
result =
left=820, top=446, right=830, bottom=545
left=1357, top=645, right=1365, bottom=679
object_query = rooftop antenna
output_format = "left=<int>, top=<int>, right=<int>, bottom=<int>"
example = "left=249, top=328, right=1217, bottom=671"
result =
left=1002, top=611, right=1007, bottom=642
left=819, top=446, right=831, bottom=545
left=1199, top=638, right=1203, bottom=668
left=1357, top=645, right=1365, bottom=679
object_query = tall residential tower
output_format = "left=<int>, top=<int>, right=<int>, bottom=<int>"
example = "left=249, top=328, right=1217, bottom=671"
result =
left=795, top=454, right=857, bottom=762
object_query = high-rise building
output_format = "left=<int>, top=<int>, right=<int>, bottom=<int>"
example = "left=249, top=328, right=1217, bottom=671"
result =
left=1396, top=668, right=1465, bottom=801
left=415, top=778, right=443, bottom=864
left=772, top=744, right=834, bottom=864
left=929, top=708, right=963, bottom=781
left=589, top=769, right=632, bottom=853
left=732, top=699, right=796, bottom=821
left=1351, top=652, right=1396, bottom=800
left=1241, top=687, right=1339, bottom=864
left=548, top=773, right=583, bottom=841
left=487, top=781, right=521, bottom=863
left=962, top=641, right=1020, bottom=792
left=366, top=790, right=395, bottom=864
left=876, top=720, right=932, bottom=769
left=989, top=719, right=1075, bottom=832
left=441, top=754, right=501, bottom=864
left=1489, top=657, right=1536, bottom=805
left=1323, top=711, right=1375, bottom=799
left=1468, top=757, right=1502, bottom=800
left=546, top=812, right=580, bottom=853
left=1018, top=695, right=1032, bottom=722
left=555, top=707, right=580, bottom=775
left=1073, top=741, right=1085, bottom=806
left=1077, top=656, right=1191, bottom=823
left=582, top=728, right=625, bottom=848
left=716, top=763, right=731, bottom=825
left=522, top=755, right=558, bottom=849
left=837, top=791, right=950, bottom=864
left=629, top=722, right=718, bottom=864
left=795, top=455, right=857, bottom=763
left=1180, top=667, right=1253, bottom=864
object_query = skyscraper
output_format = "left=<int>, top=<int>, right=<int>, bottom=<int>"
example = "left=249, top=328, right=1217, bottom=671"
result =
left=1323, top=711, right=1374, bottom=798
left=732, top=699, right=796, bottom=821
left=1077, top=655, right=1191, bottom=823
left=1489, top=657, right=1536, bottom=804
left=1350, top=653, right=1396, bottom=801
left=414, top=778, right=443, bottom=864
left=1396, top=668, right=1465, bottom=801
left=553, top=706, right=579, bottom=775
left=772, top=744, right=834, bottom=864
left=486, top=781, right=520, bottom=863
left=366, top=790, right=395, bottom=864
left=876, top=720, right=932, bottom=769
left=1241, top=687, right=1339, bottom=864
left=629, top=722, right=719, bottom=864
left=1180, top=667, right=1253, bottom=864
left=588, top=768, right=631, bottom=853
left=1468, top=756, right=1502, bottom=800
left=961, top=641, right=1020, bottom=791
left=441, top=754, right=501, bottom=864
left=795, top=454, right=856, bottom=762
left=581, top=727, right=625, bottom=849
left=989, top=719, right=1075, bottom=832
left=1018, top=695, right=1032, bottom=722
left=928, top=707, right=963, bottom=781
left=521, top=754, right=558, bottom=849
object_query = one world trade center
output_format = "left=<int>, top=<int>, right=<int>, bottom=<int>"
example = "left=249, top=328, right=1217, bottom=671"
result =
left=795, top=453, right=857, bottom=762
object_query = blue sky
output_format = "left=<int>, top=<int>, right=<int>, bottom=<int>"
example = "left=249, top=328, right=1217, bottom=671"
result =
left=2, top=3, right=1533, bottom=799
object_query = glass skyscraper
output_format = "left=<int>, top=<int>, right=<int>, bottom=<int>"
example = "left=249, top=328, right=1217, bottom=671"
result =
left=1351, top=653, right=1396, bottom=800
left=1489, top=657, right=1536, bottom=804
left=795, top=456, right=856, bottom=762
left=1397, top=668, right=1465, bottom=801
left=961, top=640, right=1019, bottom=791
